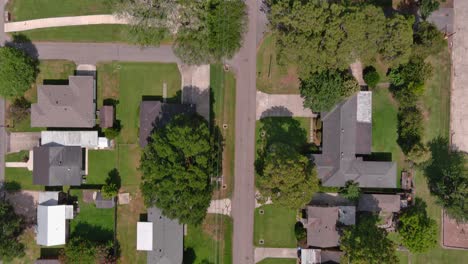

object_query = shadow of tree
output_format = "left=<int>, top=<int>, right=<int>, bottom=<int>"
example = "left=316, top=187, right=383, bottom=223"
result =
left=105, top=168, right=121, bottom=189
left=258, top=116, right=308, bottom=150
left=183, top=247, right=196, bottom=264
left=71, top=222, right=114, bottom=243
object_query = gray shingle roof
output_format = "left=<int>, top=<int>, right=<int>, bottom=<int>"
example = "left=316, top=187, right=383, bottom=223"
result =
left=31, top=76, right=96, bottom=128
left=99, top=105, right=114, bottom=128
left=139, top=101, right=195, bottom=148
left=33, top=146, right=83, bottom=186
left=147, top=207, right=183, bottom=264
left=312, top=93, right=397, bottom=188
left=306, top=206, right=340, bottom=248
left=358, top=194, right=401, bottom=213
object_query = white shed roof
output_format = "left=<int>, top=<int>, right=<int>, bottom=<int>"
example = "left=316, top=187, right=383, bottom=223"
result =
left=301, top=249, right=321, bottom=264
left=38, top=191, right=59, bottom=205
left=357, top=91, right=372, bottom=123
left=41, top=131, right=98, bottom=148
left=37, top=205, right=66, bottom=246
left=137, top=222, right=153, bottom=251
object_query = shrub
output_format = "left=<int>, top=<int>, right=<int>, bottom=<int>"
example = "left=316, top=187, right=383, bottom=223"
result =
left=104, top=127, right=120, bottom=139
left=363, top=67, right=380, bottom=88
left=9, top=96, right=30, bottom=123
left=294, top=222, right=307, bottom=241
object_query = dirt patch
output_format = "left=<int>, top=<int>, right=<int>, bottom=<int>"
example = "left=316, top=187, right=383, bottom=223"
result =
left=202, top=214, right=226, bottom=242
left=82, top=190, right=95, bottom=203
left=443, top=211, right=468, bottom=249
left=6, top=190, right=39, bottom=224
left=279, top=67, right=300, bottom=89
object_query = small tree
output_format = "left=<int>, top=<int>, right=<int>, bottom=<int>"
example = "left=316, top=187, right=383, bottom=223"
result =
left=9, top=96, right=30, bottom=124
left=397, top=107, right=424, bottom=154
left=294, top=222, right=307, bottom=241
left=407, top=142, right=431, bottom=165
left=398, top=198, right=437, bottom=253
left=413, top=21, right=446, bottom=59
left=0, top=47, right=37, bottom=98
left=101, top=183, right=119, bottom=199
left=339, top=181, right=361, bottom=202
left=300, top=70, right=360, bottom=112
left=363, top=66, right=380, bottom=88
left=420, top=0, right=440, bottom=20
left=0, top=200, right=25, bottom=261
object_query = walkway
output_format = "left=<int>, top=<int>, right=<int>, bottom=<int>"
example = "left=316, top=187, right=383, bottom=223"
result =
left=207, top=198, right=231, bottom=216
left=4, top=14, right=129, bottom=32
left=256, top=91, right=316, bottom=120
left=254, top=247, right=297, bottom=263
left=451, top=0, right=468, bottom=151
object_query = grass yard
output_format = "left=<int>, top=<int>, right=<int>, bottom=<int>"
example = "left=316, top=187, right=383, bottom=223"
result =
left=371, top=87, right=405, bottom=186
left=4, top=168, right=42, bottom=191
left=211, top=64, right=236, bottom=198
left=254, top=205, right=297, bottom=248
left=184, top=214, right=233, bottom=264
left=256, top=117, right=311, bottom=152
left=257, top=259, right=297, bottom=264
left=5, top=150, right=29, bottom=162
left=7, top=0, right=112, bottom=21
left=86, top=150, right=118, bottom=185
left=256, top=33, right=300, bottom=94
left=70, top=189, right=115, bottom=243
left=97, top=62, right=181, bottom=144
left=116, top=144, right=141, bottom=193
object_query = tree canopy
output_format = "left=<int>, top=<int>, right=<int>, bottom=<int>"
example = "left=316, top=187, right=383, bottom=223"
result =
left=397, top=107, right=425, bottom=154
left=0, top=46, right=37, bottom=98
left=0, top=200, right=25, bottom=261
left=59, top=237, right=115, bottom=264
left=398, top=198, right=437, bottom=253
left=413, top=21, right=446, bottom=59
left=268, top=1, right=413, bottom=75
left=300, top=70, right=359, bottom=112
left=425, top=137, right=468, bottom=221
left=256, top=143, right=318, bottom=209
left=340, top=214, right=398, bottom=264
left=419, top=0, right=440, bottom=20
left=339, top=180, right=361, bottom=202
left=140, top=114, right=214, bottom=225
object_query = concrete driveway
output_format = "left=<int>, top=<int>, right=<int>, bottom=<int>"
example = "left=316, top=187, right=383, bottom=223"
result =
left=7, top=132, right=40, bottom=153
left=254, top=247, right=298, bottom=263
left=179, top=64, right=210, bottom=121
left=256, top=91, right=316, bottom=120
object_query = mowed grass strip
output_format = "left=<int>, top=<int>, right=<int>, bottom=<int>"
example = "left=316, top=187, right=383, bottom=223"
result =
left=254, top=205, right=297, bottom=248
left=5, top=168, right=42, bottom=191
left=86, top=150, right=117, bottom=185
left=211, top=64, right=236, bottom=198
left=7, top=0, right=112, bottom=21
left=97, top=62, right=181, bottom=144
left=256, top=33, right=300, bottom=94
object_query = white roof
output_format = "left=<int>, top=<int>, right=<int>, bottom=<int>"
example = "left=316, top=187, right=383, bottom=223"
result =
left=357, top=91, right=372, bottom=123
left=41, top=131, right=98, bottom=148
left=98, top=137, right=110, bottom=148
left=65, top=205, right=74, bottom=220
left=301, top=249, right=321, bottom=264
left=37, top=205, right=66, bottom=246
left=137, top=222, right=153, bottom=251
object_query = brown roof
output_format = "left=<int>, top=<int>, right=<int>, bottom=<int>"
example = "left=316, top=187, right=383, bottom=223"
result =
left=306, top=206, right=340, bottom=248
left=357, top=194, right=401, bottom=213
left=31, top=76, right=96, bottom=128
left=99, top=105, right=114, bottom=128
left=139, top=101, right=195, bottom=148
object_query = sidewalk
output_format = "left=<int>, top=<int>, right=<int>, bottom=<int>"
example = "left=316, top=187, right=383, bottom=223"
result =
left=4, top=14, right=130, bottom=32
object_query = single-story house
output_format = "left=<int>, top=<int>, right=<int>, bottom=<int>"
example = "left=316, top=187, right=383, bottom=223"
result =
left=33, top=145, right=84, bottom=186
left=31, top=75, right=96, bottom=128
left=304, top=206, right=355, bottom=248
left=137, top=207, right=183, bottom=264
left=139, top=101, right=196, bottom=148
left=312, top=91, right=397, bottom=188
left=36, top=192, right=74, bottom=247
left=357, top=194, right=401, bottom=213
left=99, top=105, right=114, bottom=128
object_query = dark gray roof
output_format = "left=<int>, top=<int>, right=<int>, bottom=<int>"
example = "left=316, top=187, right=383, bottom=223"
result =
left=312, top=93, right=396, bottom=188
left=147, top=207, right=183, bottom=264
left=33, top=146, right=83, bottom=186
left=94, top=191, right=115, bottom=208
left=358, top=194, right=401, bottom=213
left=139, top=101, right=196, bottom=148
left=99, top=105, right=114, bottom=128
left=35, top=260, right=60, bottom=264
left=31, top=76, right=96, bottom=128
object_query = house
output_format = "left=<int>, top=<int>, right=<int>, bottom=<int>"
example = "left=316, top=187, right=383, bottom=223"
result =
left=312, top=91, right=397, bottom=188
left=33, top=145, right=84, bottom=186
left=139, top=101, right=195, bottom=148
left=357, top=194, right=401, bottom=214
left=31, top=76, right=96, bottom=128
left=137, top=207, right=183, bottom=264
left=304, top=206, right=355, bottom=248
left=99, top=105, right=114, bottom=128
left=36, top=192, right=74, bottom=247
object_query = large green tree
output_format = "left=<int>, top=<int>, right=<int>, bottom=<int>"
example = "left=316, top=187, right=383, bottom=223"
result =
left=140, top=114, right=214, bottom=225
left=398, top=198, right=437, bottom=253
left=425, top=137, right=468, bottom=221
left=340, top=214, right=398, bottom=264
left=268, top=1, right=413, bottom=75
left=60, top=237, right=115, bottom=264
left=256, top=143, right=318, bottom=209
left=0, top=200, right=25, bottom=261
left=413, top=21, right=446, bottom=59
left=299, top=70, right=359, bottom=112
left=419, top=0, right=440, bottom=20
left=397, top=107, right=424, bottom=154
left=0, top=46, right=36, bottom=98
left=339, top=180, right=361, bottom=202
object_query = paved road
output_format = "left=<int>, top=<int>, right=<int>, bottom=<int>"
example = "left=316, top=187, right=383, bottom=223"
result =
left=229, top=0, right=258, bottom=263
left=5, top=14, right=128, bottom=32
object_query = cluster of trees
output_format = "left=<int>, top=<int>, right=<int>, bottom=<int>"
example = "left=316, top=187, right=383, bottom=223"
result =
left=268, top=1, right=414, bottom=76
left=140, top=114, right=214, bottom=225
left=0, top=46, right=37, bottom=98
left=59, top=237, right=116, bottom=263
left=0, top=200, right=25, bottom=261
left=113, top=0, right=247, bottom=64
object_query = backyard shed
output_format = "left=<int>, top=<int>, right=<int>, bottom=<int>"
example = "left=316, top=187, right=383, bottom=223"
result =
left=99, top=105, right=114, bottom=128
left=137, top=222, right=153, bottom=251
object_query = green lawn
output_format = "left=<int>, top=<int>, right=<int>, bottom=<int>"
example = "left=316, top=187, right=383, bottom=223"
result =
left=371, top=87, right=405, bottom=186
left=97, top=62, right=181, bottom=144
left=5, top=168, right=42, bottom=191
left=116, top=144, right=141, bottom=192
left=256, top=33, right=300, bottom=94
left=254, top=205, right=297, bottom=248
left=86, top=150, right=117, bottom=185
left=256, top=117, right=311, bottom=152
left=7, top=0, right=112, bottom=21
left=184, top=214, right=233, bottom=264
left=69, top=189, right=114, bottom=243
left=211, top=64, right=236, bottom=198
left=257, top=259, right=297, bottom=264
left=5, top=150, right=29, bottom=162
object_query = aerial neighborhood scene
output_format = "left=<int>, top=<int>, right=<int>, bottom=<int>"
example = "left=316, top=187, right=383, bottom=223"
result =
left=0, top=0, right=467, bottom=264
